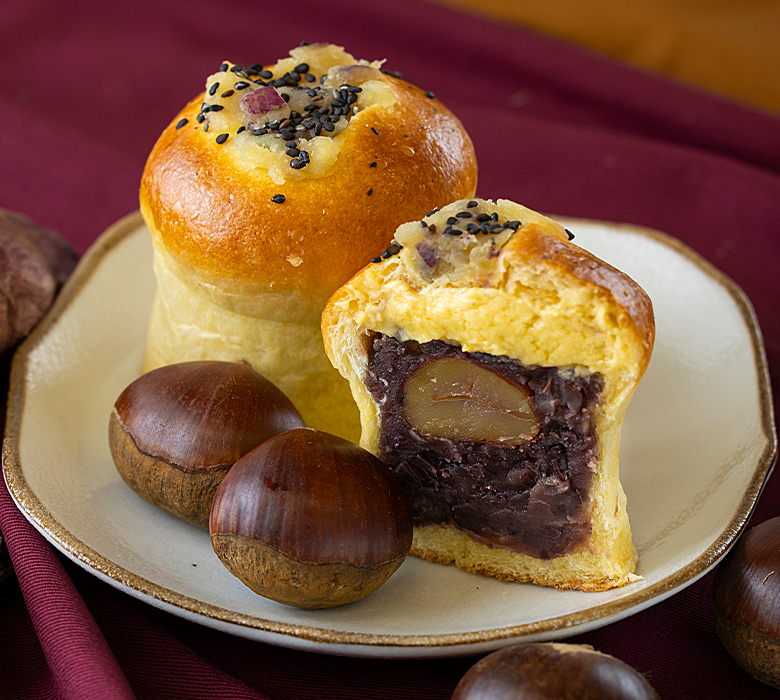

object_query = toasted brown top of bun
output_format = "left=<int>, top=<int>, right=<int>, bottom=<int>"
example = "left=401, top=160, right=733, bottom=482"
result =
left=139, top=43, right=477, bottom=310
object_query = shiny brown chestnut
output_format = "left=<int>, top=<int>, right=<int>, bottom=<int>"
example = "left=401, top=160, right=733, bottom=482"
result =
left=712, top=516, right=780, bottom=689
left=451, top=643, right=660, bottom=700
left=209, top=427, right=413, bottom=608
left=109, top=360, right=305, bottom=528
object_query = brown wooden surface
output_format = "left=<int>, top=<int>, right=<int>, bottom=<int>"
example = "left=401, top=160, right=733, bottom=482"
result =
left=431, top=0, right=780, bottom=115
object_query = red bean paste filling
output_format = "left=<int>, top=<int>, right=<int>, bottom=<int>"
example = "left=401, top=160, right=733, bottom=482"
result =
left=365, top=335, right=603, bottom=559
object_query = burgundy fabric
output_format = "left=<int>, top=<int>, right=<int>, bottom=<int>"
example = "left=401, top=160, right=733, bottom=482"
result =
left=1, top=1, right=779, bottom=698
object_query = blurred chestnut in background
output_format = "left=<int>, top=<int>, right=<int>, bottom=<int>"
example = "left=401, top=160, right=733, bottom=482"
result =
left=0, top=208, right=78, bottom=390
left=451, top=642, right=659, bottom=699
left=712, top=515, right=780, bottom=689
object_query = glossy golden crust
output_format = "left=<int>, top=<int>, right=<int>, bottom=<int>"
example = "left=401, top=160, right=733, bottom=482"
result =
left=140, top=61, right=477, bottom=313
left=139, top=45, right=477, bottom=441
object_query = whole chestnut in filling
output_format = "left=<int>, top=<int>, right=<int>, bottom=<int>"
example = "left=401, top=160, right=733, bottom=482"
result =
left=365, top=336, right=601, bottom=560
left=109, top=360, right=305, bottom=528
left=209, top=427, right=413, bottom=608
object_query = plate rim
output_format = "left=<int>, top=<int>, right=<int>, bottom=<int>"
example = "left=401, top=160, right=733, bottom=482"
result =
left=3, top=210, right=777, bottom=653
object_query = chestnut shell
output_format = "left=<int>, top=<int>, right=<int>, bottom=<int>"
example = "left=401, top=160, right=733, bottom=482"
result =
left=109, top=360, right=305, bottom=528
left=712, top=516, right=780, bottom=689
left=451, top=643, right=659, bottom=700
left=209, top=427, right=413, bottom=608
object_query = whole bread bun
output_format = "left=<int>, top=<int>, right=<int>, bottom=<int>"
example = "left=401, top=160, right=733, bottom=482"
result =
left=322, top=198, right=654, bottom=591
left=140, top=43, right=477, bottom=441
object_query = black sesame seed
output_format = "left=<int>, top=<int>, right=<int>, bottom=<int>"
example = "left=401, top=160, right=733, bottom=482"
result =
left=444, top=227, right=461, bottom=236
left=490, top=212, right=499, bottom=221
left=237, top=126, right=246, bottom=134
left=219, top=62, right=229, bottom=72
left=506, top=220, right=521, bottom=230
left=249, top=63, right=264, bottom=71
left=369, top=161, right=377, bottom=168
left=285, top=140, right=297, bottom=147
left=289, top=158, right=305, bottom=169
left=428, top=224, right=437, bottom=233
left=230, top=65, right=244, bottom=74
left=253, top=127, right=268, bottom=135
left=467, top=200, right=478, bottom=208
left=209, top=82, right=220, bottom=96
left=446, top=217, right=458, bottom=225
left=209, top=104, right=224, bottom=112
left=426, top=209, right=439, bottom=217
left=286, top=147, right=300, bottom=157
left=215, top=133, right=229, bottom=144
left=271, top=194, right=285, bottom=203
left=565, top=228, right=575, bottom=241
left=420, top=221, right=428, bottom=228
left=221, top=89, right=234, bottom=98
left=280, top=93, right=290, bottom=102
left=346, top=85, right=362, bottom=93
left=367, top=188, right=373, bottom=196
left=456, top=211, right=472, bottom=218
left=294, top=62, right=309, bottom=73
left=322, top=121, right=335, bottom=132
left=371, top=127, right=379, bottom=135
left=175, top=118, right=188, bottom=129
left=234, top=81, right=251, bottom=90
left=196, top=113, right=206, bottom=123
left=466, top=223, right=479, bottom=233
left=476, top=213, right=490, bottom=222
left=258, top=70, right=273, bottom=79
left=370, top=256, right=382, bottom=263
left=425, top=90, right=435, bottom=98
left=313, top=123, right=322, bottom=135
left=299, top=150, right=310, bottom=164
left=381, top=69, right=403, bottom=78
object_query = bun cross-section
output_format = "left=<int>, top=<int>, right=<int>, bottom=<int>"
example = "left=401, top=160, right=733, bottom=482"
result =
left=321, top=198, right=654, bottom=591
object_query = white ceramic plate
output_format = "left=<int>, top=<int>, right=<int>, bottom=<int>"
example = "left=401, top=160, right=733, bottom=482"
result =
left=3, top=212, right=776, bottom=658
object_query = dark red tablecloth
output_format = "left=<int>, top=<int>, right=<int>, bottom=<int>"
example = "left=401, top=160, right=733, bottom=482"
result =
left=2, top=1, right=780, bottom=698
